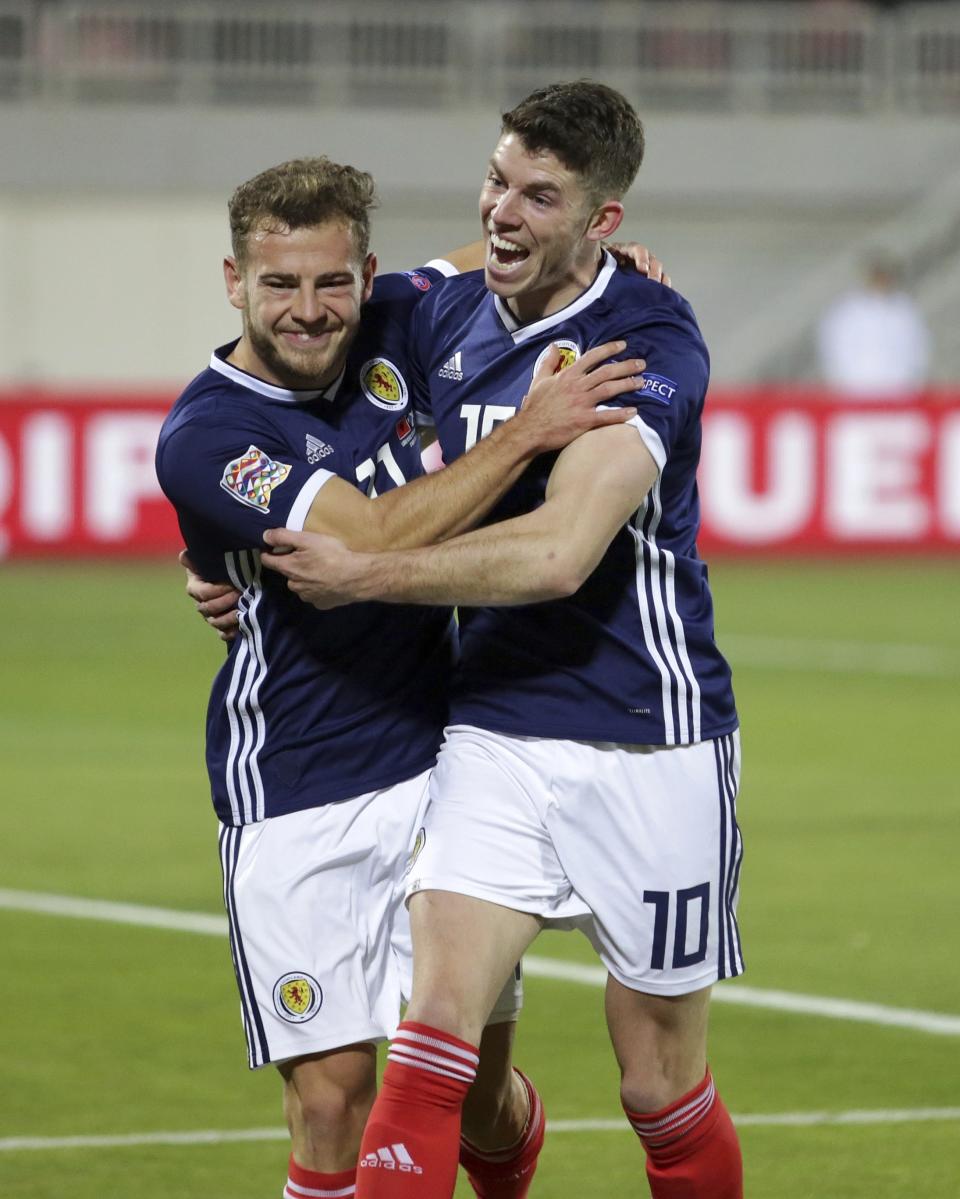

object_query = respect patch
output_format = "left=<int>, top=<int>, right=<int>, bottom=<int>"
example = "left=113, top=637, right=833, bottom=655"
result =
left=639, top=373, right=679, bottom=405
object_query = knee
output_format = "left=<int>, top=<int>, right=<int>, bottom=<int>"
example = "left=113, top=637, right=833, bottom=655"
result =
left=615, top=1022, right=706, bottom=1115
left=404, top=993, right=483, bottom=1045
left=293, top=1083, right=366, bottom=1137
left=619, top=1052, right=708, bottom=1116
left=620, top=1068, right=675, bottom=1117
left=284, top=1062, right=376, bottom=1143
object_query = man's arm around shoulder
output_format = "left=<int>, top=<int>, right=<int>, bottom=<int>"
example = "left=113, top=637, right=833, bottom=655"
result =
left=300, top=343, right=644, bottom=554
left=263, top=423, right=658, bottom=608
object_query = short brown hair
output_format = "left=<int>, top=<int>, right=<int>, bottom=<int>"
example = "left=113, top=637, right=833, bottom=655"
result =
left=501, top=80, right=644, bottom=203
left=228, top=157, right=378, bottom=267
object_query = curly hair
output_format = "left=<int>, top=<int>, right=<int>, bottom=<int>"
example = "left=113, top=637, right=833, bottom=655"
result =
left=228, top=157, right=378, bottom=267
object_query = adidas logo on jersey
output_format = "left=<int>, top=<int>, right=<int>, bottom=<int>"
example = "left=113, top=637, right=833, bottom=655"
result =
left=305, top=434, right=333, bottom=464
left=360, top=1143, right=423, bottom=1173
left=438, top=351, right=464, bottom=381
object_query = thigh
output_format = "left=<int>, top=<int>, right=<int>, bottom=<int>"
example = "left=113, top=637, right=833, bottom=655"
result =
left=219, top=771, right=429, bottom=1068
left=407, top=724, right=588, bottom=922
left=407, top=889, right=539, bottom=1045
left=549, top=731, right=744, bottom=995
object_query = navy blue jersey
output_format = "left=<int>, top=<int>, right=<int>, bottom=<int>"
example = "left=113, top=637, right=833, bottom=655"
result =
left=410, top=252, right=737, bottom=747
left=156, top=267, right=456, bottom=825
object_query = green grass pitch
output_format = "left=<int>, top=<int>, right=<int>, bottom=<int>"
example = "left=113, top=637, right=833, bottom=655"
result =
left=1, top=559, right=958, bottom=1198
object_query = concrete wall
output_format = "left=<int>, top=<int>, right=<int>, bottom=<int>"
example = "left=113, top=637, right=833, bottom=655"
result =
left=3, top=105, right=958, bottom=387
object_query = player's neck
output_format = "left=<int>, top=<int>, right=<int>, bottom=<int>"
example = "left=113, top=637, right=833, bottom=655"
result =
left=226, top=336, right=339, bottom=394
left=506, top=248, right=604, bottom=325
left=226, top=337, right=282, bottom=388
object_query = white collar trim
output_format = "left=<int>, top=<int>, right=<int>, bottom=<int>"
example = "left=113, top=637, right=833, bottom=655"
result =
left=209, top=350, right=344, bottom=404
left=494, top=251, right=618, bottom=344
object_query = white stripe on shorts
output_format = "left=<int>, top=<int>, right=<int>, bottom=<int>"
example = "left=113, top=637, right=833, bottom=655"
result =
left=219, top=823, right=270, bottom=1068
left=715, top=733, right=744, bottom=980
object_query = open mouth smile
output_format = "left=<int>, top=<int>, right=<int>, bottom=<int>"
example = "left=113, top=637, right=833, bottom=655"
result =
left=487, top=231, right=530, bottom=272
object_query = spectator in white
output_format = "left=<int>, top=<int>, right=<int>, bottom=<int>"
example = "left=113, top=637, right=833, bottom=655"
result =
left=817, top=254, right=931, bottom=399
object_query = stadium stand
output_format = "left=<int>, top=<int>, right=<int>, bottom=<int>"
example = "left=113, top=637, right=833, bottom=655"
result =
left=0, top=0, right=958, bottom=384
left=0, top=1, right=959, bottom=113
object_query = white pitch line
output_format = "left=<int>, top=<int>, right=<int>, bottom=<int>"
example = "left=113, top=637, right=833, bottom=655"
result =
left=0, top=1129, right=287, bottom=1153
left=552, top=1108, right=960, bottom=1130
left=0, top=888, right=226, bottom=936
left=3, top=1109, right=960, bottom=1153
left=553, top=1107, right=960, bottom=1131
left=520, top=957, right=960, bottom=1037
left=721, top=633, right=960, bottom=679
left=4, top=888, right=960, bottom=1037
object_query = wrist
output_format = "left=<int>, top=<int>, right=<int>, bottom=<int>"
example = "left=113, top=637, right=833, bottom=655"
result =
left=498, top=406, right=543, bottom=459
left=352, top=547, right=401, bottom=603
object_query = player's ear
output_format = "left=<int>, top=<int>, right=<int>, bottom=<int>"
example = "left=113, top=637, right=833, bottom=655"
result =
left=224, top=256, right=246, bottom=310
left=361, top=252, right=377, bottom=303
left=586, top=200, right=625, bottom=244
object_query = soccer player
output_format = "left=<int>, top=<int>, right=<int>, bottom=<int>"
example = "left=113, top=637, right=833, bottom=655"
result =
left=155, top=156, right=647, bottom=1199
left=261, top=83, right=744, bottom=1199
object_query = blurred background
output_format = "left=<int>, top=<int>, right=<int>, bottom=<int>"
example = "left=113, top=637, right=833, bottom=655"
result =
left=1, top=6, right=958, bottom=1198
left=1, top=0, right=958, bottom=556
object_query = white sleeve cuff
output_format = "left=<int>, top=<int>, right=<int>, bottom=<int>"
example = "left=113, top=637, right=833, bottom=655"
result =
left=423, top=257, right=459, bottom=278
left=628, top=415, right=667, bottom=475
left=595, top=406, right=667, bottom=475
left=286, top=468, right=335, bottom=531
left=628, top=414, right=666, bottom=474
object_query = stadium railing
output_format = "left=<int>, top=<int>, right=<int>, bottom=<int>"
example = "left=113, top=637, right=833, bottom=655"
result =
left=0, top=1, right=958, bottom=113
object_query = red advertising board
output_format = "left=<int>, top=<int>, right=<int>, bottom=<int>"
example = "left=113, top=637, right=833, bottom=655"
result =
left=0, top=388, right=958, bottom=558
left=0, top=391, right=179, bottom=558
left=697, top=390, right=960, bottom=555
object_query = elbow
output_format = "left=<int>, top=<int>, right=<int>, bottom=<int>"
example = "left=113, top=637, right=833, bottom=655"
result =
left=538, top=548, right=591, bottom=601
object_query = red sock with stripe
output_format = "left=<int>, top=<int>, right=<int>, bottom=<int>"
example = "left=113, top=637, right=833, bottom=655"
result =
left=458, top=1069, right=545, bottom=1198
left=624, top=1070, right=742, bottom=1198
left=284, top=1155, right=357, bottom=1199
left=355, top=1021, right=478, bottom=1198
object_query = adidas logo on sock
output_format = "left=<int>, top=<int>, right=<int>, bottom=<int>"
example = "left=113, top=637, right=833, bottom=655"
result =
left=360, top=1143, right=424, bottom=1173
left=438, top=351, right=464, bottom=381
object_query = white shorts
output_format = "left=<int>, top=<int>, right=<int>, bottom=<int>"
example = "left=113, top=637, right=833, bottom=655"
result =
left=407, top=726, right=745, bottom=996
left=219, top=770, right=522, bottom=1069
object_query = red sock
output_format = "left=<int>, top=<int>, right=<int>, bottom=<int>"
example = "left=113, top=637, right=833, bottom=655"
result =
left=355, top=1021, right=478, bottom=1198
left=624, top=1070, right=742, bottom=1199
left=458, top=1069, right=545, bottom=1199
left=284, top=1154, right=357, bottom=1198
